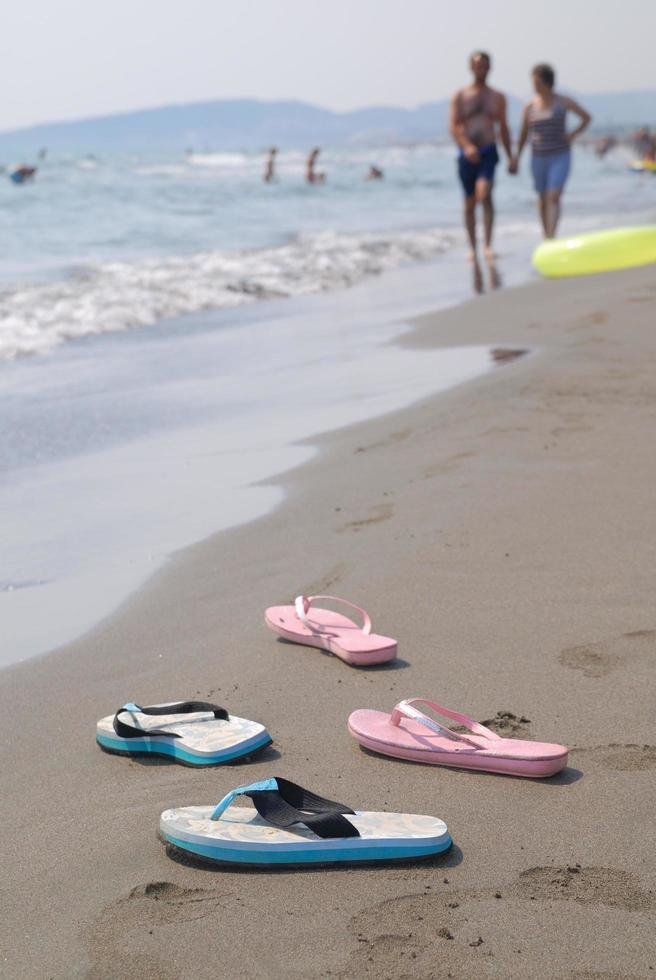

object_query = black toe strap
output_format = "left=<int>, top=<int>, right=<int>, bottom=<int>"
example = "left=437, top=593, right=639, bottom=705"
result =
left=113, top=701, right=229, bottom=739
left=212, top=777, right=361, bottom=838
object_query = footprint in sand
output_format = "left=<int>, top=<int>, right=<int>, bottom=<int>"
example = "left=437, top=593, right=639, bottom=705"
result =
left=515, top=865, right=654, bottom=912
left=267, top=565, right=352, bottom=606
left=86, top=881, right=224, bottom=978
left=570, top=972, right=645, bottom=979
left=559, top=629, right=656, bottom=678
left=354, top=428, right=411, bottom=454
left=423, top=450, right=476, bottom=480
left=481, top=711, right=532, bottom=737
left=303, top=562, right=348, bottom=595
left=343, top=893, right=457, bottom=977
left=344, top=929, right=429, bottom=974
left=451, top=710, right=532, bottom=738
left=482, top=425, right=531, bottom=436
left=571, top=311, right=608, bottom=329
left=550, top=423, right=592, bottom=437
left=338, top=503, right=394, bottom=532
left=559, top=645, right=613, bottom=678
left=338, top=864, right=655, bottom=979
left=571, top=743, right=656, bottom=772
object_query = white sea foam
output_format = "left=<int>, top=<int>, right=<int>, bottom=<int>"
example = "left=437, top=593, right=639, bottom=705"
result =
left=186, top=151, right=252, bottom=168
left=133, top=163, right=189, bottom=177
left=0, top=227, right=454, bottom=360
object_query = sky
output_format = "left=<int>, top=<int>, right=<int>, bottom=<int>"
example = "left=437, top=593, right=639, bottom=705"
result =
left=2, top=0, right=655, bottom=132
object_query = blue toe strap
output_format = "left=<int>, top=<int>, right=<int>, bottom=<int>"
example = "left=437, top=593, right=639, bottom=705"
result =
left=211, top=779, right=279, bottom=821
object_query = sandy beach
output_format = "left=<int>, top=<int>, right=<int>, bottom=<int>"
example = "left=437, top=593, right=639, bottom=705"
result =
left=2, top=265, right=655, bottom=979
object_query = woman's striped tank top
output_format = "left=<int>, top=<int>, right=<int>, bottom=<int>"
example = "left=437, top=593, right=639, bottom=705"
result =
left=528, top=97, right=569, bottom=155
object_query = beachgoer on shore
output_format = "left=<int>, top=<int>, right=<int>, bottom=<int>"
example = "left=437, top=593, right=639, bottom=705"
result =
left=449, top=51, right=515, bottom=261
left=514, top=63, right=591, bottom=239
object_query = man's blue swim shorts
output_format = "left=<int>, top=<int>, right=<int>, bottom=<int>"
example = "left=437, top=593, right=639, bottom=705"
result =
left=457, top=143, right=499, bottom=197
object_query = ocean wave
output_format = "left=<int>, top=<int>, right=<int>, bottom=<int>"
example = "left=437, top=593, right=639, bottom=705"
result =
left=186, top=151, right=252, bottom=168
left=133, top=163, right=189, bottom=177
left=0, top=227, right=455, bottom=360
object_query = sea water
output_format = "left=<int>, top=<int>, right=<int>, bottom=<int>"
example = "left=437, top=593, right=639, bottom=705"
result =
left=1, top=142, right=652, bottom=359
left=1, top=142, right=654, bottom=664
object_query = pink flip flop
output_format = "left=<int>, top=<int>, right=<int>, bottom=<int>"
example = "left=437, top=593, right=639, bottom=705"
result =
left=348, top=698, right=568, bottom=777
left=265, top=595, right=397, bottom=666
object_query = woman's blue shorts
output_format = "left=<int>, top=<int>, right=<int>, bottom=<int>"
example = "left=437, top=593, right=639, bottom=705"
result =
left=531, top=149, right=571, bottom=194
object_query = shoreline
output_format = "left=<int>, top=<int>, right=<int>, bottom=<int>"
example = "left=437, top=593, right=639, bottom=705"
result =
left=2, top=265, right=655, bottom=978
left=1, top=253, right=512, bottom=669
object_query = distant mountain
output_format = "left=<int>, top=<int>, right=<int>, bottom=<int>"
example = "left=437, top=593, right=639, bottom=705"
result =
left=0, top=99, right=451, bottom=153
left=576, top=90, right=655, bottom=127
left=0, top=91, right=652, bottom=154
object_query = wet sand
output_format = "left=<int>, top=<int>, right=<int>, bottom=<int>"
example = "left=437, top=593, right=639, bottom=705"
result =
left=1, top=266, right=655, bottom=979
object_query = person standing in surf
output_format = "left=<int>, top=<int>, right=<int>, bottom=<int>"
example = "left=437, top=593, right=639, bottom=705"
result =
left=449, top=51, right=515, bottom=263
left=306, top=148, right=326, bottom=184
left=263, top=147, right=278, bottom=183
left=514, top=64, right=591, bottom=239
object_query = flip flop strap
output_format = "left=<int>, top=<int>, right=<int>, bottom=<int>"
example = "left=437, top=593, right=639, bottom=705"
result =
left=211, top=777, right=361, bottom=839
left=390, top=698, right=500, bottom=747
left=295, top=595, right=372, bottom=634
left=113, top=701, right=229, bottom=739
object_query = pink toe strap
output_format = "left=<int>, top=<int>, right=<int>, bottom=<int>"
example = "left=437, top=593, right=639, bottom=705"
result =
left=294, top=595, right=372, bottom=635
left=390, top=698, right=501, bottom=748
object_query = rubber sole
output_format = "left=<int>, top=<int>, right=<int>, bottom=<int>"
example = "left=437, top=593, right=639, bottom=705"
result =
left=96, top=732, right=272, bottom=767
left=350, top=730, right=567, bottom=778
left=159, top=831, right=452, bottom=869
left=266, top=621, right=397, bottom=667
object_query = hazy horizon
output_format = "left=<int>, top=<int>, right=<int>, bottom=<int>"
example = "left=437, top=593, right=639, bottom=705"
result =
left=2, top=86, right=655, bottom=137
left=3, top=0, right=655, bottom=132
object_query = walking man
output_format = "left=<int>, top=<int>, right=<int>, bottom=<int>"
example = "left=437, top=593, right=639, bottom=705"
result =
left=449, top=51, right=515, bottom=260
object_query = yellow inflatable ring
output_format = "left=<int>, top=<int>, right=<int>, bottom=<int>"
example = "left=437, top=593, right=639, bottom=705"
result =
left=630, top=160, right=656, bottom=172
left=533, top=225, right=656, bottom=278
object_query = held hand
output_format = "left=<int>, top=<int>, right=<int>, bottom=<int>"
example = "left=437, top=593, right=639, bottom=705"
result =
left=464, top=145, right=480, bottom=164
left=507, top=157, right=518, bottom=175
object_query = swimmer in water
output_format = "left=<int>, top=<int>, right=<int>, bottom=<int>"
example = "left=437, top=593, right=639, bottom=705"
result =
left=594, top=135, right=616, bottom=158
left=9, top=164, right=37, bottom=184
left=366, top=165, right=384, bottom=180
left=631, top=127, right=653, bottom=161
left=263, top=147, right=278, bottom=182
left=449, top=51, right=515, bottom=261
left=306, top=148, right=326, bottom=184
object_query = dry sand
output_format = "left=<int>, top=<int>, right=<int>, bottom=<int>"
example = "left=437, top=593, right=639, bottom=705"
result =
left=1, top=266, right=655, bottom=979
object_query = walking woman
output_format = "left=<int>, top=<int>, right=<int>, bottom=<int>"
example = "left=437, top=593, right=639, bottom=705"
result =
left=514, top=64, right=591, bottom=238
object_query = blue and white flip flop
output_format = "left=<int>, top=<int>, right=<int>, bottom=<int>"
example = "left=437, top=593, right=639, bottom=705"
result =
left=160, top=776, right=452, bottom=866
left=96, top=700, right=272, bottom=766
